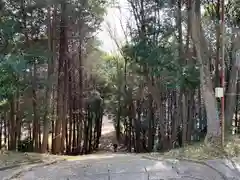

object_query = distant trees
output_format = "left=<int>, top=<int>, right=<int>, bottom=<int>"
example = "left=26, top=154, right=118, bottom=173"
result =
left=0, top=0, right=107, bottom=154
left=103, top=0, right=240, bottom=152
left=1, top=0, right=240, bottom=155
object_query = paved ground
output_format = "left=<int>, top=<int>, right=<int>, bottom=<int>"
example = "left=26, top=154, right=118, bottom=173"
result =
left=1, top=115, right=240, bottom=180
left=4, top=153, right=239, bottom=180
left=0, top=167, right=19, bottom=180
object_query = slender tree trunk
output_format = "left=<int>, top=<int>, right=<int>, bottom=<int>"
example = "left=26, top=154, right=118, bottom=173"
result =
left=191, top=0, right=221, bottom=144
left=182, top=93, right=187, bottom=144
left=51, top=100, right=55, bottom=153
left=187, top=91, right=195, bottom=142
left=215, top=0, right=220, bottom=88
left=54, top=1, right=67, bottom=154
left=32, top=61, right=39, bottom=152
left=4, top=111, right=7, bottom=147
left=96, top=105, right=103, bottom=149
left=61, top=54, right=68, bottom=154
left=235, top=89, right=238, bottom=134
left=16, top=88, right=21, bottom=149
left=147, top=93, right=154, bottom=151
left=135, top=99, right=141, bottom=153
left=77, top=39, right=83, bottom=154
left=83, top=106, right=89, bottom=154
left=72, top=81, right=76, bottom=153
left=67, top=57, right=73, bottom=154
left=88, top=111, right=93, bottom=153
left=42, top=6, right=55, bottom=153
left=235, top=81, right=240, bottom=134
left=116, top=95, right=121, bottom=142
left=0, top=113, right=2, bottom=149
left=9, top=97, right=16, bottom=150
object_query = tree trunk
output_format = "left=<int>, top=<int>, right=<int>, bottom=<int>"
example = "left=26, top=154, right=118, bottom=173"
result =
left=147, top=94, right=154, bottom=151
left=54, top=1, right=67, bottom=154
left=61, top=52, right=68, bottom=153
left=237, top=82, right=240, bottom=133
left=4, top=111, right=7, bottom=147
left=225, top=34, right=240, bottom=131
left=187, top=90, right=195, bottom=142
left=77, top=38, right=83, bottom=154
left=88, top=112, right=93, bottom=153
left=16, top=88, right=21, bottom=149
left=182, top=93, right=187, bottom=145
left=72, top=73, right=76, bottom=154
left=42, top=6, right=55, bottom=153
left=215, top=0, right=220, bottom=88
left=234, top=82, right=239, bottom=134
left=32, top=61, right=39, bottom=152
left=191, top=0, right=221, bottom=145
left=116, top=96, right=121, bottom=142
left=9, top=98, right=16, bottom=150
left=135, top=99, right=141, bottom=153
left=83, top=107, right=89, bottom=154
left=67, top=56, right=73, bottom=154
left=0, top=113, right=2, bottom=150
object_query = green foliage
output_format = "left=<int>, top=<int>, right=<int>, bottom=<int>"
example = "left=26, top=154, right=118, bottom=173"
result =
left=17, top=137, right=33, bottom=152
left=0, top=54, right=26, bottom=99
left=0, top=0, right=49, bottom=102
left=117, top=0, right=200, bottom=91
left=227, top=0, right=240, bottom=26
left=93, top=53, right=125, bottom=113
left=122, top=39, right=200, bottom=90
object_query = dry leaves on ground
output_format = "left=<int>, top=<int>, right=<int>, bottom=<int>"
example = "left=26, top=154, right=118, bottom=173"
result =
left=0, top=151, right=64, bottom=169
left=145, top=136, right=240, bottom=161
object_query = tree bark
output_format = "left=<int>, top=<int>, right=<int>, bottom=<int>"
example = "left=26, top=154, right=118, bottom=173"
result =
left=225, top=34, right=240, bottom=131
left=42, top=6, right=56, bottom=153
left=191, top=0, right=221, bottom=144
left=54, top=1, right=68, bottom=154
left=32, top=60, right=39, bottom=152
left=9, top=97, right=16, bottom=150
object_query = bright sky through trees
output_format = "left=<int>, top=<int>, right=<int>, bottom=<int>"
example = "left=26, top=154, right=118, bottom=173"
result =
left=97, top=0, right=130, bottom=53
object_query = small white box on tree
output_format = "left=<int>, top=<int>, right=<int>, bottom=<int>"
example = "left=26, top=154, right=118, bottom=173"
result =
left=215, top=87, right=224, bottom=98
left=236, top=49, right=240, bottom=69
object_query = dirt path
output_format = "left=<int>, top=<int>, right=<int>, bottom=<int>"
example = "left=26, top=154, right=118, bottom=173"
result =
left=98, top=115, right=116, bottom=152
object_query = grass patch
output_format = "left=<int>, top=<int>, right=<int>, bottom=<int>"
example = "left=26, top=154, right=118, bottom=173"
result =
left=144, top=136, right=240, bottom=161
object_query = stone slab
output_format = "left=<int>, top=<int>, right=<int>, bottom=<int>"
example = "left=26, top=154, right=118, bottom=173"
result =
left=206, top=159, right=240, bottom=179
left=148, top=171, right=180, bottom=180
left=110, top=172, right=148, bottom=180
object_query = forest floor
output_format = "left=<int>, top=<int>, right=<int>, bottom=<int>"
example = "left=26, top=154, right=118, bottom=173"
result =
left=0, top=150, right=67, bottom=171
left=98, top=115, right=240, bottom=161
left=143, top=135, right=240, bottom=161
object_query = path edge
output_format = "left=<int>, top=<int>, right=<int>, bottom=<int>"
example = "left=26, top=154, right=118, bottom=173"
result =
left=3, top=158, right=66, bottom=180
left=141, top=154, right=228, bottom=180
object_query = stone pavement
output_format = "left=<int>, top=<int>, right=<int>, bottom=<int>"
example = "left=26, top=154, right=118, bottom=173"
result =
left=0, top=167, right=19, bottom=180
left=4, top=153, right=240, bottom=180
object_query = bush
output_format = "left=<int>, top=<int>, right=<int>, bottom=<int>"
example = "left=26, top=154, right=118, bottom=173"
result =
left=17, top=137, right=33, bottom=152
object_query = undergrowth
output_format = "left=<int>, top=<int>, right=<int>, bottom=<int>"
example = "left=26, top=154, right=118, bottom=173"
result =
left=145, top=136, right=240, bottom=161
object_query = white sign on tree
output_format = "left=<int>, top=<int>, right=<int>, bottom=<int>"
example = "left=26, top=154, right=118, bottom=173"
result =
left=215, top=87, right=223, bottom=98
left=236, top=49, right=240, bottom=69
